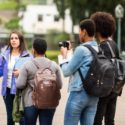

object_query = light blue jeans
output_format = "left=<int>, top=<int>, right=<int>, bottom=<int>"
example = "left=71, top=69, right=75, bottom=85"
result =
left=64, top=90, right=98, bottom=125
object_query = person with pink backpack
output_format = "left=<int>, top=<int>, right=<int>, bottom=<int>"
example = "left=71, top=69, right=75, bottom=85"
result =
left=16, top=37, right=63, bottom=125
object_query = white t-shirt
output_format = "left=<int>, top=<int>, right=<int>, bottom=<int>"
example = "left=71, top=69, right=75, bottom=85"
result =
left=58, top=49, right=73, bottom=64
left=7, top=55, right=19, bottom=88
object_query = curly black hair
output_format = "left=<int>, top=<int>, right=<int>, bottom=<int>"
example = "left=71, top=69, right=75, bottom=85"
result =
left=90, top=12, right=116, bottom=38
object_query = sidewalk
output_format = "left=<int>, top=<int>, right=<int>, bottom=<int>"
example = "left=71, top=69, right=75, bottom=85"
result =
left=0, top=77, right=125, bottom=125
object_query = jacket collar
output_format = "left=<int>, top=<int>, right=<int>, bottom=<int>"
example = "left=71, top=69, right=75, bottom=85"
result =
left=81, top=40, right=98, bottom=46
left=1, top=49, right=30, bottom=60
left=20, top=50, right=30, bottom=57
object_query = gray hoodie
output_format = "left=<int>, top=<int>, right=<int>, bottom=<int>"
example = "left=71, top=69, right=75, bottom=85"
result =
left=16, top=57, right=63, bottom=107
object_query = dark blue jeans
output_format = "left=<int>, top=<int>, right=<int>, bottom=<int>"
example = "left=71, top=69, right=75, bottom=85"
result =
left=3, top=88, right=25, bottom=125
left=24, top=106, right=56, bottom=125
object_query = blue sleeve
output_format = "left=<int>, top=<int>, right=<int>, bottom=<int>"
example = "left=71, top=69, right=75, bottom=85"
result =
left=15, top=57, right=32, bottom=69
left=61, top=46, right=87, bottom=77
left=0, top=56, right=4, bottom=77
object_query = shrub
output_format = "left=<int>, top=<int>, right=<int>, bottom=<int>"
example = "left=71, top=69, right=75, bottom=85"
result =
left=54, top=32, right=70, bottom=44
left=46, top=30, right=70, bottom=50
left=5, top=18, right=19, bottom=30
left=46, top=50, right=60, bottom=63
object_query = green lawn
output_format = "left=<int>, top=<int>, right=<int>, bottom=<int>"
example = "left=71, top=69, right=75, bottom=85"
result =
left=46, top=50, right=60, bottom=63
left=0, top=0, right=47, bottom=10
left=0, top=1, right=17, bottom=10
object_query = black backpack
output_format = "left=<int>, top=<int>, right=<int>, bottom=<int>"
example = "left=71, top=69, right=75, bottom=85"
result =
left=78, top=45, right=115, bottom=97
left=107, top=42, right=125, bottom=95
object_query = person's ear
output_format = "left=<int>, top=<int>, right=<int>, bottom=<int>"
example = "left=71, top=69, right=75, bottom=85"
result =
left=32, top=48, right=36, bottom=57
left=83, top=29, right=87, bottom=36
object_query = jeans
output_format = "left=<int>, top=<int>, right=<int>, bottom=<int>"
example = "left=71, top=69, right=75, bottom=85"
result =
left=3, top=88, right=25, bottom=125
left=64, top=90, right=98, bottom=125
left=24, top=106, right=56, bottom=125
left=94, top=92, right=117, bottom=125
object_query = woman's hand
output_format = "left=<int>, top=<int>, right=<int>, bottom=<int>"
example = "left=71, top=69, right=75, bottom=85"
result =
left=13, top=69, right=20, bottom=77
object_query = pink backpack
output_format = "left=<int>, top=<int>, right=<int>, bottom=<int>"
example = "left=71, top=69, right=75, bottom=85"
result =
left=32, top=60, right=61, bottom=109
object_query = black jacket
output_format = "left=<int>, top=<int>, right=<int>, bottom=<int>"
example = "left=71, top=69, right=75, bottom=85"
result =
left=100, top=40, right=122, bottom=96
left=100, top=40, right=120, bottom=59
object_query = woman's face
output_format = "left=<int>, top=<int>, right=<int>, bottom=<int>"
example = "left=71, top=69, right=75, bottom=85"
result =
left=10, top=33, right=20, bottom=49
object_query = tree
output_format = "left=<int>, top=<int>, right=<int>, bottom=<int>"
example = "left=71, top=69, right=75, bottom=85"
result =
left=13, top=0, right=21, bottom=10
left=54, top=0, right=125, bottom=27
left=54, top=0, right=69, bottom=32
left=54, top=0, right=125, bottom=50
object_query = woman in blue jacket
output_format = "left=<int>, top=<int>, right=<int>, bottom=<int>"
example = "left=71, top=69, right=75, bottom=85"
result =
left=0, top=31, right=32, bottom=125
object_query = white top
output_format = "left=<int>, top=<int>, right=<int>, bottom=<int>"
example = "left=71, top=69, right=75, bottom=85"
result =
left=58, top=49, right=73, bottom=64
left=7, top=55, right=19, bottom=88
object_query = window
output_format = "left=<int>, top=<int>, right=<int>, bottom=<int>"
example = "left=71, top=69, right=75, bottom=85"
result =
left=54, top=15, right=59, bottom=22
left=38, top=15, right=43, bottom=22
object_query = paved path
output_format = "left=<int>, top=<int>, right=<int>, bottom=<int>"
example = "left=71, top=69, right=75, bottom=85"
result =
left=0, top=77, right=125, bottom=125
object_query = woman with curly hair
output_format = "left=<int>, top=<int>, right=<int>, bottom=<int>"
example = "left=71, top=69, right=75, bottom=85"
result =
left=90, top=12, right=121, bottom=125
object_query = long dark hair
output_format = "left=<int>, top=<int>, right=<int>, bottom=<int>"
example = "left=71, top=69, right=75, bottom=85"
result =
left=7, top=31, right=27, bottom=54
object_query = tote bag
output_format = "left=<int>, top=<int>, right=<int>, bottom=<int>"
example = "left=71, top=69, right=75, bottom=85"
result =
left=12, top=90, right=24, bottom=122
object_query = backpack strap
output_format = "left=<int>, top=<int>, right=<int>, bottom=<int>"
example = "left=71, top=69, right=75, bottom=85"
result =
left=78, top=68, right=85, bottom=81
left=83, top=44, right=98, bottom=59
left=107, top=42, right=116, bottom=58
left=106, top=40, right=121, bottom=59
left=78, top=44, right=98, bottom=82
left=33, top=59, right=51, bottom=70
left=33, top=60, right=40, bottom=69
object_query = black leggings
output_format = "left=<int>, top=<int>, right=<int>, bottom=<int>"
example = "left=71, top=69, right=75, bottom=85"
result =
left=94, top=93, right=117, bottom=125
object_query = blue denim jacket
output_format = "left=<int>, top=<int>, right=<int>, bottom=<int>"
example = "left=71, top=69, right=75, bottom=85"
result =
left=61, top=41, right=98, bottom=92
left=0, top=49, right=32, bottom=96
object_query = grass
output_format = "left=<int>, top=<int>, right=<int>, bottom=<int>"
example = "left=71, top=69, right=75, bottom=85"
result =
left=46, top=50, right=60, bottom=63
left=29, top=49, right=60, bottom=63
left=0, top=1, right=17, bottom=10
left=0, top=0, right=46, bottom=10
